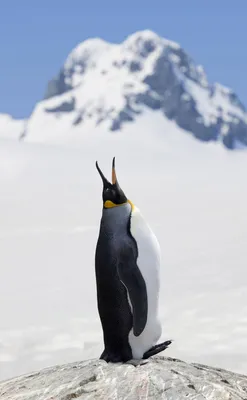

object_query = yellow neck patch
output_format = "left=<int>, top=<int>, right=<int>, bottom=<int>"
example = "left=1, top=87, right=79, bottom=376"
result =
left=104, top=200, right=125, bottom=208
left=104, top=199, right=135, bottom=209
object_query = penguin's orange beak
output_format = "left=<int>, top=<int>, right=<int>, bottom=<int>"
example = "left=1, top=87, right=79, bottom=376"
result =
left=112, top=157, right=117, bottom=185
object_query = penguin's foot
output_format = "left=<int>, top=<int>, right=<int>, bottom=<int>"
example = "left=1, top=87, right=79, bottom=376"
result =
left=143, top=340, right=172, bottom=359
left=125, top=359, right=149, bottom=367
left=100, top=349, right=132, bottom=363
left=100, top=353, right=123, bottom=363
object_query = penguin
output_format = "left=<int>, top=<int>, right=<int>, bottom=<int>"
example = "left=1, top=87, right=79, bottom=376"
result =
left=95, top=157, right=171, bottom=364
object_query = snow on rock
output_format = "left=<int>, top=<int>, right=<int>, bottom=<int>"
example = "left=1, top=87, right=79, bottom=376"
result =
left=1, top=357, right=247, bottom=400
left=23, top=29, right=247, bottom=149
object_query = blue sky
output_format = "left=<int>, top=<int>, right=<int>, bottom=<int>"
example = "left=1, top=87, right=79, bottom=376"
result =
left=0, top=0, right=246, bottom=118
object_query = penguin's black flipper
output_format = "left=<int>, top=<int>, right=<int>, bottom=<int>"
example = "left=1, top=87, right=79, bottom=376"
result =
left=142, top=340, right=172, bottom=359
left=117, top=248, right=148, bottom=337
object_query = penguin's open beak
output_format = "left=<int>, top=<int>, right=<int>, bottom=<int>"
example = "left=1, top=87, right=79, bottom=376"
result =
left=96, top=157, right=130, bottom=208
left=95, top=157, right=118, bottom=187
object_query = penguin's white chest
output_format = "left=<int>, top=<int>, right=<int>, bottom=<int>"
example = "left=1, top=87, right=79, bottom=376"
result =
left=128, top=206, right=162, bottom=359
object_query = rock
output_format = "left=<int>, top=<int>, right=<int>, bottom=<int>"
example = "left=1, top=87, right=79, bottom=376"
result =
left=44, top=97, right=75, bottom=113
left=44, top=69, right=72, bottom=100
left=1, top=356, right=247, bottom=399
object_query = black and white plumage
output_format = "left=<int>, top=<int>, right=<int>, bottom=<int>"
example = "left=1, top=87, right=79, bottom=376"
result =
left=95, top=157, right=171, bottom=363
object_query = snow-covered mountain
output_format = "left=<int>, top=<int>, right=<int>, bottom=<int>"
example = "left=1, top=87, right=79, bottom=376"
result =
left=1, top=30, right=247, bottom=149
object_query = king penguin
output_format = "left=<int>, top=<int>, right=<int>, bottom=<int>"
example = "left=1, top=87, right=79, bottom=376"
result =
left=95, top=157, right=171, bottom=364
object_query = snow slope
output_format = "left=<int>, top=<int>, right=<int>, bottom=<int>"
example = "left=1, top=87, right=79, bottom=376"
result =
left=1, top=114, right=247, bottom=381
left=0, top=114, right=25, bottom=140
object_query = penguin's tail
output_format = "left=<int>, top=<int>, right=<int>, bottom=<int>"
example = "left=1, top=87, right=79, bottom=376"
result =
left=142, top=340, right=172, bottom=359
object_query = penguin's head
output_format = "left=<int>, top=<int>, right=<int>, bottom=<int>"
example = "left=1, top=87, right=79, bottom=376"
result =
left=96, top=157, right=132, bottom=210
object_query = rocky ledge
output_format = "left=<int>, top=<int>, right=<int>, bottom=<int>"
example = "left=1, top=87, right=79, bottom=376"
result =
left=0, top=357, right=247, bottom=399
